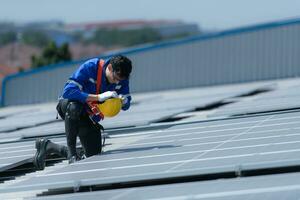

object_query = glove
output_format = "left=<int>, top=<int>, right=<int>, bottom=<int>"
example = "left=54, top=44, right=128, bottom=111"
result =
left=119, top=94, right=129, bottom=105
left=97, top=91, right=118, bottom=102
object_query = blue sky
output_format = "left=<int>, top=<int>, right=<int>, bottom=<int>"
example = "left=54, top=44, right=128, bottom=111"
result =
left=1, top=0, right=300, bottom=30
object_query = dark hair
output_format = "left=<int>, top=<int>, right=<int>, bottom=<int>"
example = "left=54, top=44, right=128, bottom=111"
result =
left=110, top=55, right=132, bottom=79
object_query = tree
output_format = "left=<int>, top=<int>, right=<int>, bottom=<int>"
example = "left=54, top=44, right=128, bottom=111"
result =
left=89, top=27, right=162, bottom=47
left=22, top=30, right=51, bottom=47
left=31, top=41, right=72, bottom=68
left=0, top=31, right=16, bottom=46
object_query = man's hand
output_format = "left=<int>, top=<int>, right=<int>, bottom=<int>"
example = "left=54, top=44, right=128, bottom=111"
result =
left=119, top=94, right=129, bottom=105
left=97, top=91, right=118, bottom=102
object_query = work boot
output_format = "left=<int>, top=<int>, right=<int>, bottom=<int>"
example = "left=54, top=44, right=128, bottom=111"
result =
left=33, top=138, right=49, bottom=170
left=46, top=140, right=69, bottom=159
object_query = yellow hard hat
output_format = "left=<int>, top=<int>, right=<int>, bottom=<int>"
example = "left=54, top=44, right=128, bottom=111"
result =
left=97, top=98, right=122, bottom=117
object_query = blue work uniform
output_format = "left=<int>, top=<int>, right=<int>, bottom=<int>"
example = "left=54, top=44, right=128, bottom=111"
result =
left=61, top=57, right=131, bottom=122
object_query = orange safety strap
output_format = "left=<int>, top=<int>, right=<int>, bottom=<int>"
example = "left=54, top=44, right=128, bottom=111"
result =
left=96, top=59, right=105, bottom=94
left=88, top=59, right=105, bottom=119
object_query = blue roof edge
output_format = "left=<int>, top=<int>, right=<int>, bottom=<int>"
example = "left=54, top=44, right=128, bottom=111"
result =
left=1, top=17, right=300, bottom=106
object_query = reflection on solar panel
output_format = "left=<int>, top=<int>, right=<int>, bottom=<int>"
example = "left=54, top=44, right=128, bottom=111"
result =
left=0, top=79, right=300, bottom=199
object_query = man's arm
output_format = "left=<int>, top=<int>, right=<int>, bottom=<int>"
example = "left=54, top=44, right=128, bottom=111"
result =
left=86, top=91, right=118, bottom=102
left=62, top=60, right=95, bottom=103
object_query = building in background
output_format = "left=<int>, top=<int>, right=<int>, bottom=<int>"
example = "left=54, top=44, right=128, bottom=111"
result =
left=2, top=17, right=300, bottom=106
left=0, top=19, right=201, bottom=69
left=65, top=20, right=201, bottom=40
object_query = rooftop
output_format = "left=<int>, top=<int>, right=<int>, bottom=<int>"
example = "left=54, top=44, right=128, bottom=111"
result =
left=0, top=77, right=299, bottom=199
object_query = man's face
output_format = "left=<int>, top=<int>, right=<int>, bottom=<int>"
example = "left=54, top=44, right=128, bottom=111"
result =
left=106, top=64, right=124, bottom=84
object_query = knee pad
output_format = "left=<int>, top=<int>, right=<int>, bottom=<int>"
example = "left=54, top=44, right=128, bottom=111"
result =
left=65, top=102, right=83, bottom=120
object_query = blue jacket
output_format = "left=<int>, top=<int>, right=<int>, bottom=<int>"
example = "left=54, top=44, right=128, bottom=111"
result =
left=62, top=57, right=131, bottom=121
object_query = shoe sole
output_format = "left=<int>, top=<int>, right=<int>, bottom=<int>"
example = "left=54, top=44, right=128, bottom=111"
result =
left=33, top=139, right=45, bottom=170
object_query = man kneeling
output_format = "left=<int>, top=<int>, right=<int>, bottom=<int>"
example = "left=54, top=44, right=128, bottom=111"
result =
left=34, top=55, right=133, bottom=170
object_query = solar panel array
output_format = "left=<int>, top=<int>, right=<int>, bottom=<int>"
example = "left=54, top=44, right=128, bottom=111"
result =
left=28, top=172, right=300, bottom=200
left=3, top=109, right=300, bottom=192
left=0, top=79, right=299, bottom=199
left=211, top=78, right=300, bottom=118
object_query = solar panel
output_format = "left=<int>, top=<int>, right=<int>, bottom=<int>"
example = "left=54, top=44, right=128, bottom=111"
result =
left=0, top=106, right=39, bottom=119
left=26, top=172, right=300, bottom=200
left=0, top=82, right=270, bottom=137
left=0, top=121, right=65, bottom=142
left=0, top=140, right=35, bottom=171
left=0, top=111, right=58, bottom=133
left=0, top=81, right=292, bottom=200
left=2, top=110, right=300, bottom=193
left=0, top=83, right=268, bottom=138
left=101, top=83, right=275, bottom=128
left=211, top=80, right=300, bottom=117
